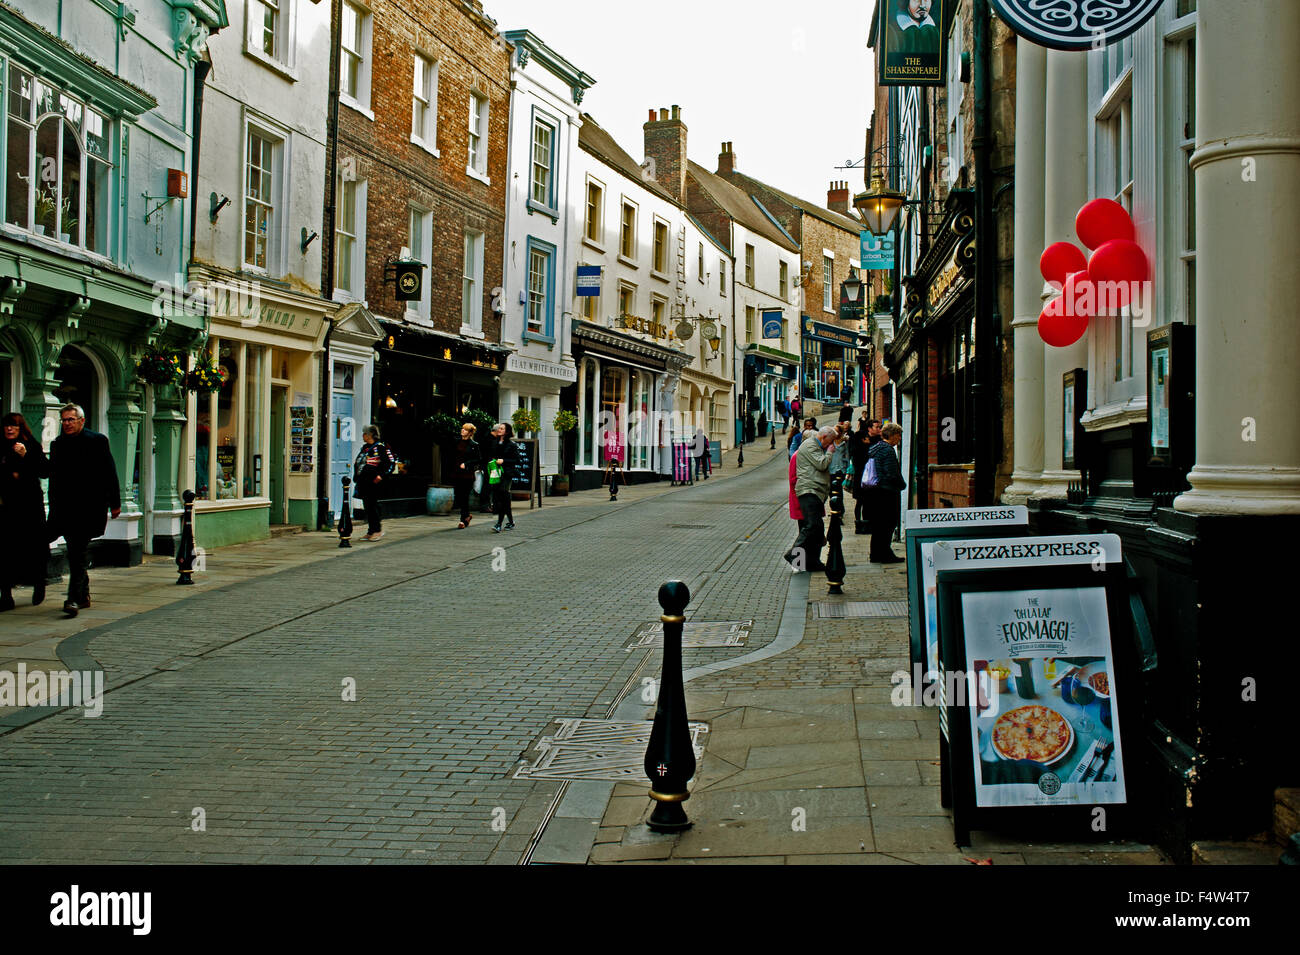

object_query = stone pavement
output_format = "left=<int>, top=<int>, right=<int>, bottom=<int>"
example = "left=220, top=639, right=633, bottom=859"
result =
left=583, top=491, right=1172, bottom=865
left=0, top=430, right=804, bottom=864
left=0, top=433, right=789, bottom=722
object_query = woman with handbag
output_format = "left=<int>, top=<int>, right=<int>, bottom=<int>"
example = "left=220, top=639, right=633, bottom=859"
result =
left=452, top=422, right=482, bottom=529
left=484, top=422, right=519, bottom=532
left=865, top=422, right=906, bottom=563
left=0, top=412, right=50, bottom=610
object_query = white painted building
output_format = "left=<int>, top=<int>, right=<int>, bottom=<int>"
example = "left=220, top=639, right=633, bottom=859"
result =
left=497, top=30, right=593, bottom=475
left=190, top=0, right=358, bottom=544
left=566, top=112, right=698, bottom=488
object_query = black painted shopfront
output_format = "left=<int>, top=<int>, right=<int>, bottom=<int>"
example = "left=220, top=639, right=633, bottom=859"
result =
left=373, top=321, right=505, bottom=515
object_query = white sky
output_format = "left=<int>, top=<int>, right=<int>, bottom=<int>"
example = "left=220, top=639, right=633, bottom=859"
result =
left=484, top=0, right=878, bottom=209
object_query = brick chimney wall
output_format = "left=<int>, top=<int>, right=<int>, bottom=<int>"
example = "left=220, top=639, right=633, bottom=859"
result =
left=643, top=105, right=687, bottom=204
left=827, top=180, right=850, bottom=215
left=717, top=141, right=735, bottom=176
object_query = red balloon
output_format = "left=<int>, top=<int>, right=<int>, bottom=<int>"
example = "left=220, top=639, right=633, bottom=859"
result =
left=1038, top=305, right=1089, bottom=348
left=1075, top=198, right=1134, bottom=250
left=1040, top=241, right=1088, bottom=286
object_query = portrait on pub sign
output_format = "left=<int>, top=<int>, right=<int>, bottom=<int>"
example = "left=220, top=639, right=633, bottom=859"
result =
left=878, top=0, right=952, bottom=86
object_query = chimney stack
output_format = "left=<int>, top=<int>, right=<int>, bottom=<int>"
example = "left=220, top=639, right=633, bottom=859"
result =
left=827, top=180, right=850, bottom=215
left=717, top=141, right=736, bottom=177
left=643, top=105, right=688, bottom=203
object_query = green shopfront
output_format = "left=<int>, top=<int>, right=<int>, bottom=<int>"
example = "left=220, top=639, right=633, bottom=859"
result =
left=800, top=316, right=858, bottom=406
left=0, top=0, right=228, bottom=564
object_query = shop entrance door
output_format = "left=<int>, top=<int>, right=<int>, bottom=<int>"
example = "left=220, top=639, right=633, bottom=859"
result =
left=330, top=387, right=354, bottom=518
left=269, top=387, right=287, bottom=524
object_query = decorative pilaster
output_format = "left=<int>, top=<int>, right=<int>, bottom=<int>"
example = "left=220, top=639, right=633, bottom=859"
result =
left=1003, top=38, right=1047, bottom=505
left=1176, top=0, right=1300, bottom=515
left=1032, top=50, right=1090, bottom=501
left=105, top=388, right=145, bottom=515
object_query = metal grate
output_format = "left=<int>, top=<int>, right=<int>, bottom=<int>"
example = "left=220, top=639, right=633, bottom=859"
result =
left=625, top=620, right=753, bottom=650
left=667, top=524, right=713, bottom=529
left=815, top=601, right=908, bottom=618
left=514, top=718, right=708, bottom=782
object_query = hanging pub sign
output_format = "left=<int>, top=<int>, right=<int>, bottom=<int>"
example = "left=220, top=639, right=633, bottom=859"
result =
left=392, top=260, right=424, bottom=302
left=876, top=0, right=954, bottom=87
left=932, top=533, right=1133, bottom=845
left=990, top=0, right=1165, bottom=51
left=761, top=309, right=784, bottom=339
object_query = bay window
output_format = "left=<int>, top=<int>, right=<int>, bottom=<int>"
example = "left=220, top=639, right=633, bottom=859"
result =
left=4, top=65, right=112, bottom=255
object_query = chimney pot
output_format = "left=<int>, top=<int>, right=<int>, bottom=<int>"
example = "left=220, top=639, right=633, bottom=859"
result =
left=671, top=105, right=679, bottom=120
left=659, top=108, right=668, bottom=121
left=648, top=109, right=656, bottom=121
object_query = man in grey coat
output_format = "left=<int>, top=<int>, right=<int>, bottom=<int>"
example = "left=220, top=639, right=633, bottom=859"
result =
left=784, top=425, right=847, bottom=572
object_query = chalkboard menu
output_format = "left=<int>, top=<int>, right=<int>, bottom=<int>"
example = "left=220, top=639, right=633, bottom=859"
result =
left=290, top=405, right=314, bottom=474
left=509, top=438, right=540, bottom=509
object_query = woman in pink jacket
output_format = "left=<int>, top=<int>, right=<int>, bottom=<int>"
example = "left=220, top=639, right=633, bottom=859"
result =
left=788, top=452, right=803, bottom=521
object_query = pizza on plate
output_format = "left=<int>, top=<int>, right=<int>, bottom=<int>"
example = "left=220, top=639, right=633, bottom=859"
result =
left=991, top=705, right=1072, bottom=763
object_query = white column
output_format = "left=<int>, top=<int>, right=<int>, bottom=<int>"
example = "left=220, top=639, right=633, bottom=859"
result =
left=1003, top=38, right=1047, bottom=504
left=1032, top=49, right=1090, bottom=501
left=1176, top=1, right=1300, bottom=515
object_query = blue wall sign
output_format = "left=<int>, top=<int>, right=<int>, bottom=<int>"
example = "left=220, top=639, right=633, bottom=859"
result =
left=761, top=309, right=783, bottom=339
left=861, top=231, right=895, bottom=270
left=576, top=265, right=601, bottom=296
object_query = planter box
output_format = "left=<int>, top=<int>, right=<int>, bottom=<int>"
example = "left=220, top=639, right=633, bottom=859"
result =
left=425, top=485, right=454, bottom=515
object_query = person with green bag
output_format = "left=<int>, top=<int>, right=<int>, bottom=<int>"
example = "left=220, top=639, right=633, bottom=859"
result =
left=485, top=422, right=519, bottom=532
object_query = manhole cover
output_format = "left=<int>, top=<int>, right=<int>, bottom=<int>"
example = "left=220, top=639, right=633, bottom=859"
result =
left=514, top=719, right=708, bottom=782
left=625, top=620, right=753, bottom=650
left=667, top=524, right=713, bottom=529
left=815, top=601, right=908, bottom=618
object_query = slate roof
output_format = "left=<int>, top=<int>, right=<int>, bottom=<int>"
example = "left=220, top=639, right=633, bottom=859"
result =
left=726, top=169, right=864, bottom=235
left=578, top=113, right=679, bottom=206
left=686, top=161, right=800, bottom=255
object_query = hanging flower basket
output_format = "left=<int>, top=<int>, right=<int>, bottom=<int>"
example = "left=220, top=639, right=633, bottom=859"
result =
left=552, top=409, right=578, bottom=433
left=136, top=349, right=185, bottom=387
left=186, top=355, right=228, bottom=394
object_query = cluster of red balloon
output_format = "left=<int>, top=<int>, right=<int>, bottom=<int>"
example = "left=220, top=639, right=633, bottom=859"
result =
left=1036, top=199, right=1149, bottom=347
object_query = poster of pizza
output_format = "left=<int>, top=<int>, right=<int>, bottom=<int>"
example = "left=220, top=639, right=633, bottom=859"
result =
left=960, top=587, right=1126, bottom=808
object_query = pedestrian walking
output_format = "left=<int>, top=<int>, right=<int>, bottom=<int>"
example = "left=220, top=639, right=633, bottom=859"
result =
left=0, top=412, right=49, bottom=610
left=452, top=422, right=481, bottom=529
left=848, top=418, right=880, bottom=534
left=790, top=396, right=801, bottom=423
left=46, top=403, right=120, bottom=617
left=353, top=424, right=395, bottom=541
left=779, top=399, right=790, bottom=432
left=693, top=426, right=709, bottom=480
left=838, top=399, right=854, bottom=424
left=485, top=422, right=519, bottom=532
left=784, top=425, right=846, bottom=572
left=865, top=422, right=906, bottom=563
left=787, top=450, right=803, bottom=522
left=758, top=410, right=768, bottom=438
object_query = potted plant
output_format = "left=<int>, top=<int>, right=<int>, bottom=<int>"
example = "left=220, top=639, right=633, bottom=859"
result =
left=33, top=187, right=56, bottom=236
left=511, top=406, right=540, bottom=436
left=551, top=409, right=578, bottom=495
left=422, top=412, right=462, bottom=513
left=59, top=197, right=76, bottom=244
left=872, top=293, right=892, bottom=314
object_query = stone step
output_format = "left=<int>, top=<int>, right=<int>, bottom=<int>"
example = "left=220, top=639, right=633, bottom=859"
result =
left=1191, top=837, right=1283, bottom=865
left=268, top=525, right=306, bottom=539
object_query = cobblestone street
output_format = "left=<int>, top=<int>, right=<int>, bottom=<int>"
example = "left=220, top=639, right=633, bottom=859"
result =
left=0, top=450, right=796, bottom=864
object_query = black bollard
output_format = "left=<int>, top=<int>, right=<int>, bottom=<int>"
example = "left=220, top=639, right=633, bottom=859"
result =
left=824, top=472, right=847, bottom=594
left=338, top=477, right=354, bottom=548
left=770, top=427, right=776, bottom=450
left=645, top=580, right=695, bottom=832
left=737, top=441, right=744, bottom=468
left=609, top=462, right=621, bottom=501
left=176, top=489, right=197, bottom=585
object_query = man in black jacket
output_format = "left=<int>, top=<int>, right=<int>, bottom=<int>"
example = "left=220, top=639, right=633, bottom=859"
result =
left=866, top=422, right=906, bottom=563
left=47, top=403, right=120, bottom=617
left=485, top=422, right=519, bottom=532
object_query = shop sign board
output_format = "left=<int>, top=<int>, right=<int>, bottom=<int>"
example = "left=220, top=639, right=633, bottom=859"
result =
left=761, top=309, right=784, bottom=339
left=904, top=506, right=1030, bottom=694
left=861, top=231, right=895, bottom=270
left=576, top=265, right=601, bottom=296
left=990, top=0, right=1165, bottom=51
left=931, top=533, right=1131, bottom=844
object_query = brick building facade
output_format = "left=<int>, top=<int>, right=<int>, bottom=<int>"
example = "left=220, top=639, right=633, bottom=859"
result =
left=328, top=0, right=512, bottom=512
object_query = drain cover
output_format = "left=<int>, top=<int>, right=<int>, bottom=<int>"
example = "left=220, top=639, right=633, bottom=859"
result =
left=668, top=524, right=713, bottom=529
left=514, top=719, right=708, bottom=782
left=815, top=601, right=908, bottom=618
left=625, top=620, right=753, bottom=650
